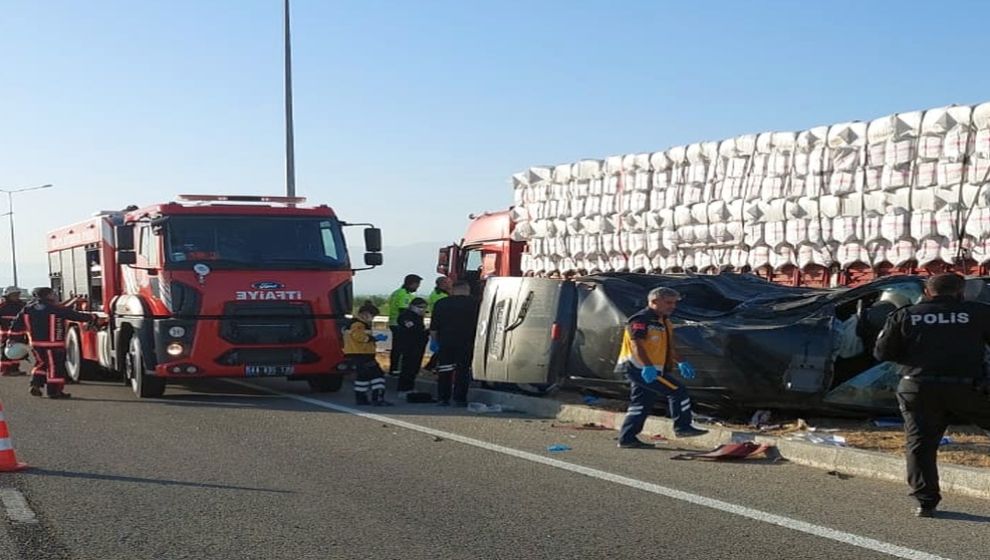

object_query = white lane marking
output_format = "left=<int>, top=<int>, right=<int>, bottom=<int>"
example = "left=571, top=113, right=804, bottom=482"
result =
left=0, top=489, right=38, bottom=524
left=230, top=380, right=952, bottom=560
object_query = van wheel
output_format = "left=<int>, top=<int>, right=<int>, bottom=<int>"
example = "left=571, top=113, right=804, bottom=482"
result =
left=127, top=337, right=165, bottom=398
left=307, top=375, right=344, bottom=393
left=65, top=327, right=99, bottom=383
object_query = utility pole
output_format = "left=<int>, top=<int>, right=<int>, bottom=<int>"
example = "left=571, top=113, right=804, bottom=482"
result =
left=1, top=184, right=53, bottom=287
left=284, top=0, right=296, bottom=198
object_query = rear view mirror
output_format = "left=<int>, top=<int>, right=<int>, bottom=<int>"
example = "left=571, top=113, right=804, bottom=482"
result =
left=115, top=225, right=135, bottom=251
left=364, top=228, right=382, bottom=253
left=364, top=252, right=383, bottom=267
left=437, top=247, right=450, bottom=274
left=117, top=250, right=137, bottom=266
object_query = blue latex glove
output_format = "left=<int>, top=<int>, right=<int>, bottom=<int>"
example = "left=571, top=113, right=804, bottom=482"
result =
left=677, top=361, right=697, bottom=380
left=373, top=334, right=388, bottom=342
left=641, top=365, right=659, bottom=383
left=429, top=339, right=440, bottom=353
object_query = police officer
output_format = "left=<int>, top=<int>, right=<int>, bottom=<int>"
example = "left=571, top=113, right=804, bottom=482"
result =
left=9, top=287, right=97, bottom=399
left=429, top=281, right=479, bottom=407
left=875, top=273, right=990, bottom=518
left=0, top=287, right=26, bottom=376
left=616, top=287, right=707, bottom=448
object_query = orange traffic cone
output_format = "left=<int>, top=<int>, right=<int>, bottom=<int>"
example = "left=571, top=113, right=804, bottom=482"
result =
left=0, top=401, right=27, bottom=472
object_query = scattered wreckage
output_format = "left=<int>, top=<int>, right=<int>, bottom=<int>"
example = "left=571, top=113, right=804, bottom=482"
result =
left=471, top=272, right=990, bottom=417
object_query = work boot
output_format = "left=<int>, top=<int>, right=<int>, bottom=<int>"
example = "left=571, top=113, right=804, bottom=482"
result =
left=914, top=506, right=937, bottom=518
left=354, top=392, right=370, bottom=406
left=48, top=392, right=72, bottom=400
left=29, top=386, right=43, bottom=397
left=371, top=389, right=392, bottom=406
left=674, top=427, right=709, bottom=438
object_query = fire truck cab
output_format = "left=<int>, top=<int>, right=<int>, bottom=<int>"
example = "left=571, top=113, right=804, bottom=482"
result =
left=47, top=195, right=382, bottom=398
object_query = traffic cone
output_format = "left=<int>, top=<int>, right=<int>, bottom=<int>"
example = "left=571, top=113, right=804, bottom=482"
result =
left=0, top=401, right=27, bottom=472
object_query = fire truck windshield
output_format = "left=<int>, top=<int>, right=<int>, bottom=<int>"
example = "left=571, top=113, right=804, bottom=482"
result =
left=164, top=216, right=348, bottom=270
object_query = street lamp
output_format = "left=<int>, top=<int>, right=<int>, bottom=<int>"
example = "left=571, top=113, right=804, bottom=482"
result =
left=1, top=184, right=53, bottom=286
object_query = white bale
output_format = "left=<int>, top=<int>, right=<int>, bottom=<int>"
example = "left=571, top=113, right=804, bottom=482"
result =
left=771, top=246, right=797, bottom=270
left=797, top=243, right=830, bottom=268
left=911, top=211, right=939, bottom=241
left=749, top=245, right=771, bottom=269
left=832, top=216, right=861, bottom=244
left=837, top=242, right=869, bottom=267
left=647, top=230, right=664, bottom=257
left=786, top=219, right=809, bottom=247
left=662, top=229, right=679, bottom=252
left=917, top=238, right=945, bottom=266
left=730, top=247, right=750, bottom=269
left=650, top=151, right=672, bottom=171
left=864, top=213, right=883, bottom=244
left=828, top=169, right=863, bottom=196
left=881, top=208, right=911, bottom=243
left=690, top=202, right=708, bottom=224
left=674, top=205, right=695, bottom=227
left=744, top=223, right=765, bottom=246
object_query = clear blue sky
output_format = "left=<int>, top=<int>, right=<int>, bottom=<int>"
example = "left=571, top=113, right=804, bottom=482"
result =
left=3, top=1, right=990, bottom=293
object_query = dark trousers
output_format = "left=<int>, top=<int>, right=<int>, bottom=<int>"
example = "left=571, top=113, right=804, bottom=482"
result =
left=397, top=338, right=426, bottom=393
left=897, top=381, right=990, bottom=508
left=619, top=365, right=693, bottom=444
left=31, top=347, right=67, bottom=397
left=436, top=363, right=471, bottom=404
left=388, top=326, right=402, bottom=373
left=349, top=355, right=386, bottom=404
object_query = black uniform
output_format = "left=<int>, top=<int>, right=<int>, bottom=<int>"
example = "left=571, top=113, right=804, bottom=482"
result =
left=0, top=299, right=25, bottom=374
left=394, top=308, right=428, bottom=393
left=9, top=300, right=94, bottom=397
left=874, top=295, right=990, bottom=509
left=430, top=295, right=480, bottom=404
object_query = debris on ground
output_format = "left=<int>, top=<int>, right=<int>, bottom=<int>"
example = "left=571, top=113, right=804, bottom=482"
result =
left=581, top=395, right=602, bottom=405
left=432, top=436, right=444, bottom=442
left=785, top=432, right=847, bottom=447
left=671, top=442, right=775, bottom=461
left=827, top=470, right=852, bottom=480
left=871, top=417, right=904, bottom=428
left=749, top=410, right=772, bottom=428
left=550, top=422, right=611, bottom=431
left=546, top=444, right=572, bottom=453
left=649, top=434, right=668, bottom=442
left=940, top=436, right=954, bottom=446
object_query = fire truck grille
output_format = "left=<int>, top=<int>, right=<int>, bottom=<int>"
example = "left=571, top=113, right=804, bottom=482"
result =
left=219, top=302, right=316, bottom=344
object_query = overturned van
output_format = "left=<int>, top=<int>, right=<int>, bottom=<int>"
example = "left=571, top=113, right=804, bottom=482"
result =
left=471, top=273, right=990, bottom=416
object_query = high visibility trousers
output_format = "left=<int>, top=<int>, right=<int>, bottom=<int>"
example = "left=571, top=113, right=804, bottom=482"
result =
left=619, top=365, right=693, bottom=444
left=351, top=356, right=387, bottom=404
left=30, top=347, right=67, bottom=396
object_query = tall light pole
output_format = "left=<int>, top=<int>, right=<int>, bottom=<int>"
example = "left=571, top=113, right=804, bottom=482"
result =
left=284, top=0, right=296, bottom=198
left=1, top=184, right=53, bottom=286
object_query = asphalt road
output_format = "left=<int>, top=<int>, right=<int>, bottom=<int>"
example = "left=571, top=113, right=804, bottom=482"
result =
left=1, top=374, right=989, bottom=560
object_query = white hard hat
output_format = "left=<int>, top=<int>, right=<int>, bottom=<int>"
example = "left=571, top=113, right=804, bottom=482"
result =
left=3, top=342, right=30, bottom=361
left=2, top=286, right=23, bottom=297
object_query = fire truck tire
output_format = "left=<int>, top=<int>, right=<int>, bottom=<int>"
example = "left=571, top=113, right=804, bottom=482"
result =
left=65, top=327, right=100, bottom=384
left=127, top=337, right=166, bottom=398
left=307, top=375, right=344, bottom=393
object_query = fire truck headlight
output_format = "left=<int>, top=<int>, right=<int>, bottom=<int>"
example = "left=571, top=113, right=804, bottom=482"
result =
left=166, top=343, right=185, bottom=357
left=168, top=326, right=186, bottom=338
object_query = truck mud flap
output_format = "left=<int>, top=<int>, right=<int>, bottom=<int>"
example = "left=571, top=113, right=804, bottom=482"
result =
left=472, top=277, right=575, bottom=385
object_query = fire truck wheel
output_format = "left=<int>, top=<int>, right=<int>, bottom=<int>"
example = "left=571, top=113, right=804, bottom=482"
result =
left=127, top=337, right=166, bottom=399
left=307, top=375, right=344, bottom=393
left=65, top=327, right=99, bottom=384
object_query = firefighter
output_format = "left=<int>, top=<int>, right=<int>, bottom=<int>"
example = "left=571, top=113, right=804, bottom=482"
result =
left=0, top=286, right=26, bottom=376
left=616, top=287, right=707, bottom=448
left=387, top=274, right=422, bottom=375
left=343, top=301, right=390, bottom=406
left=394, top=297, right=429, bottom=398
left=9, top=287, right=97, bottom=399
left=429, top=281, right=479, bottom=406
left=875, top=273, right=990, bottom=518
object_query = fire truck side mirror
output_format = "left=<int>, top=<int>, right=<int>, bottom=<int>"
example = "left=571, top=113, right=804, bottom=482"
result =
left=117, top=250, right=137, bottom=266
left=364, top=228, right=382, bottom=253
left=364, top=252, right=383, bottom=267
left=115, top=225, right=135, bottom=251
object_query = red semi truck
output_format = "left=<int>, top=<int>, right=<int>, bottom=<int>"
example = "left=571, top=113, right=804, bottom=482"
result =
left=46, top=194, right=382, bottom=398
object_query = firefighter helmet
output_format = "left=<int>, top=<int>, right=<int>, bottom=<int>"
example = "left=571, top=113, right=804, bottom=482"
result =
left=2, top=286, right=23, bottom=297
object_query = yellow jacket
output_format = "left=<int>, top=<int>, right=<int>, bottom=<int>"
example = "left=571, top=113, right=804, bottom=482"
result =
left=343, top=319, right=376, bottom=355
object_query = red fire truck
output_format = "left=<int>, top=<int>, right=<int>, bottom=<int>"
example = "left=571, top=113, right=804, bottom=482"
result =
left=46, top=194, right=382, bottom=398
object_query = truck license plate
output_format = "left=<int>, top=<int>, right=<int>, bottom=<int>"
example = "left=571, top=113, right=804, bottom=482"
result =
left=245, top=365, right=295, bottom=377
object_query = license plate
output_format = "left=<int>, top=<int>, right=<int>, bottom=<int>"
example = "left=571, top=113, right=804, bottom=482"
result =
left=245, top=365, right=295, bottom=377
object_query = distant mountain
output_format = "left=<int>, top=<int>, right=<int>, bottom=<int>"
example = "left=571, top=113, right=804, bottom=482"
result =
left=353, top=241, right=447, bottom=296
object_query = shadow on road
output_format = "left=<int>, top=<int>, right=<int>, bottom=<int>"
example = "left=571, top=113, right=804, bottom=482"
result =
left=21, top=468, right=294, bottom=494
left=934, top=510, right=990, bottom=523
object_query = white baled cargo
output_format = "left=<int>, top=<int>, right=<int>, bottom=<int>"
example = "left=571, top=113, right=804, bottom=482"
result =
left=513, top=101, right=990, bottom=276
